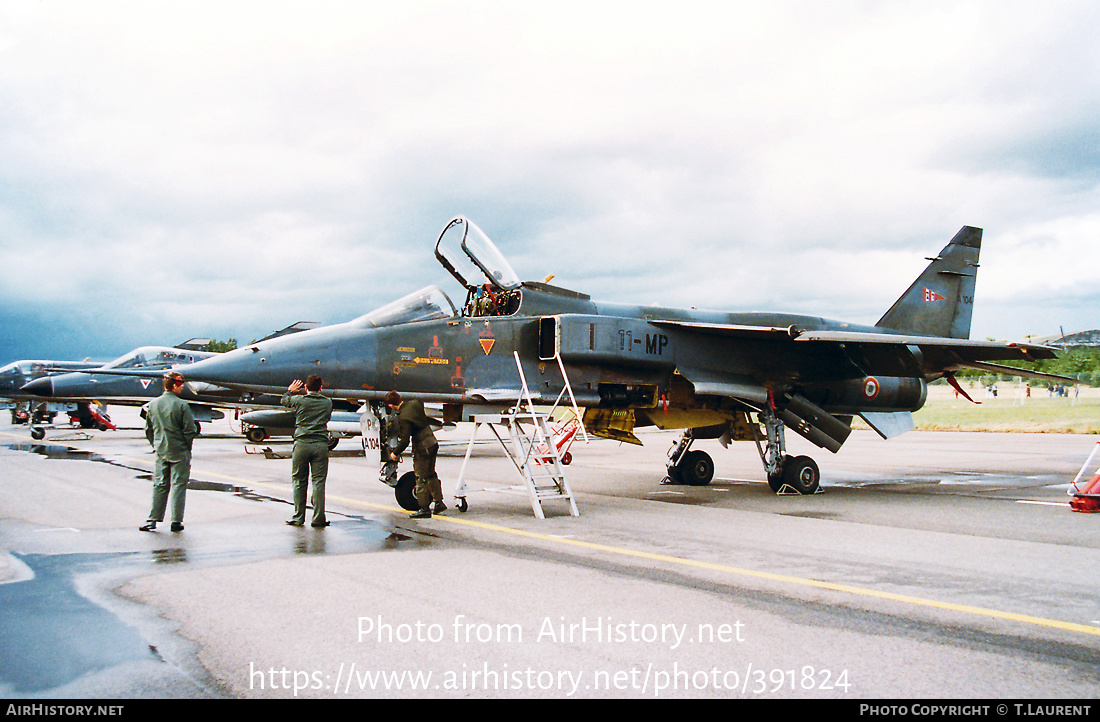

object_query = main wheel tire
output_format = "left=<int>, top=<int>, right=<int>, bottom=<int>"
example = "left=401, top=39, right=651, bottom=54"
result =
left=31, top=427, right=45, bottom=440
left=680, top=450, right=714, bottom=486
left=394, top=472, right=420, bottom=511
left=245, top=426, right=267, bottom=443
left=327, top=434, right=339, bottom=451
left=782, top=455, right=820, bottom=495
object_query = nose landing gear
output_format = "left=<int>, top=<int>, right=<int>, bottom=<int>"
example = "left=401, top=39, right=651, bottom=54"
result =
left=665, top=431, right=715, bottom=486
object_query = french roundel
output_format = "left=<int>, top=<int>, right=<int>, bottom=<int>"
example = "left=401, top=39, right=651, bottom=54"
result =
left=863, top=377, right=880, bottom=399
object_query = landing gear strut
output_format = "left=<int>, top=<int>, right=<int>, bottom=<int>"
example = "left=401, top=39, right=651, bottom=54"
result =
left=665, top=430, right=714, bottom=486
left=754, top=402, right=820, bottom=495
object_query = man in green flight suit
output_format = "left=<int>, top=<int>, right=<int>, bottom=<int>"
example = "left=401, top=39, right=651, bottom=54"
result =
left=384, top=390, right=444, bottom=519
left=283, top=374, right=333, bottom=527
left=140, top=371, right=198, bottom=533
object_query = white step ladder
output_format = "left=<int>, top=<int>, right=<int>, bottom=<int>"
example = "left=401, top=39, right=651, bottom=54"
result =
left=454, top=353, right=581, bottom=519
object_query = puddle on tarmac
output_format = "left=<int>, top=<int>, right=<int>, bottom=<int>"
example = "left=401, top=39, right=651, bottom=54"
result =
left=0, top=552, right=153, bottom=694
left=7, top=443, right=274, bottom=501
left=6, top=443, right=106, bottom=461
left=0, top=516, right=424, bottom=695
left=0, top=442, right=430, bottom=694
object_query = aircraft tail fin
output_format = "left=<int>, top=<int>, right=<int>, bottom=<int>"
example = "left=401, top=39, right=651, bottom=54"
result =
left=875, top=226, right=981, bottom=339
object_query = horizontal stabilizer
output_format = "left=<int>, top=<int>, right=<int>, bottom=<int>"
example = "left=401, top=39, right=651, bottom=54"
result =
left=951, top=360, right=1079, bottom=385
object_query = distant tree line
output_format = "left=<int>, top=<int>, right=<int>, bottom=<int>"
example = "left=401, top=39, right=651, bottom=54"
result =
left=205, top=339, right=238, bottom=353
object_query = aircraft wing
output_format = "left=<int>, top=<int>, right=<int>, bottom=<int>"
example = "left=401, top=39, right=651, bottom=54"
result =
left=791, top=330, right=1057, bottom=362
left=650, top=320, right=797, bottom=338
left=656, top=321, right=1066, bottom=383
left=789, top=329, right=1067, bottom=381
left=654, top=322, right=1057, bottom=361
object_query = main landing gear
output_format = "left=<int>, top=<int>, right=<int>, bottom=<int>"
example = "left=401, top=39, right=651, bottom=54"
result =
left=664, top=404, right=821, bottom=495
left=755, top=402, right=820, bottom=495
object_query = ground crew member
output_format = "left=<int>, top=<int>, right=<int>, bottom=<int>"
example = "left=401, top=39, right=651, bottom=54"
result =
left=140, top=371, right=198, bottom=532
left=384, top=390, right=444, bottom=518
left=283, top=375, right=333, bottom=527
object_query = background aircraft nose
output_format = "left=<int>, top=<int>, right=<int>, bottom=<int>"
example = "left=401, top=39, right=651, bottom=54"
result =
left=20, top=377, right=53, bottom=397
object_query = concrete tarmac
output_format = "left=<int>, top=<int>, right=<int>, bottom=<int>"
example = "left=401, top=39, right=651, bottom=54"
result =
left=0, top=407, right=1097, bottom=699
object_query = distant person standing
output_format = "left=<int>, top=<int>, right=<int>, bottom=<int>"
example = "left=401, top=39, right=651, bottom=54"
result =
left=140, top=372, right=198, bottom=532
left=385, top=391, right=444, bottom=518
left=283, top=375, right=333, bottom=527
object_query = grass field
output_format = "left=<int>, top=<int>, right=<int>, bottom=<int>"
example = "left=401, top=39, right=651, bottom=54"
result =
left=904, top=383, right=1100, bottom=434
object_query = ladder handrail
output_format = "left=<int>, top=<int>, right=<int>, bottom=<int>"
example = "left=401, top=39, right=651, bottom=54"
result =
left=554, top=352, right=590, bottom=444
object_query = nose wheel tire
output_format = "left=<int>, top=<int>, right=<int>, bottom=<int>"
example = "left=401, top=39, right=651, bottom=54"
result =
left=680, top=450, right=714, bottom=486
left=394, top=472, right=419, bottom=511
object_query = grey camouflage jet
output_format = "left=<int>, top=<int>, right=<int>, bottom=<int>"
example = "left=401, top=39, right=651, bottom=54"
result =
left=17, top=345, right=227, bottom=438
left=20, top=340, right=361, bottom=440
left=1, top=358, right=104, bottom=425
left=87, top=216, right=1061, bottom=495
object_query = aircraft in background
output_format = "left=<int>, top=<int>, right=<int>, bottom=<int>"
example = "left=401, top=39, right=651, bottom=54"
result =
left=19, top=337, right=359, bottom=440
left=80, top=217, right=1065, bottom=495
left=16, top=343, right=223, bottom=438
left=1, top=358, right=105, bottom=426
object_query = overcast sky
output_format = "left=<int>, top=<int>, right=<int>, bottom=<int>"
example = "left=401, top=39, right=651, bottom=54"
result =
left=2, top=1, right=1098, bottom=365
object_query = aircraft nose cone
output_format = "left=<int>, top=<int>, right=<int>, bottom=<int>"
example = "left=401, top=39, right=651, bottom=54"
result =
left=20, top=377, right=53, bottom=397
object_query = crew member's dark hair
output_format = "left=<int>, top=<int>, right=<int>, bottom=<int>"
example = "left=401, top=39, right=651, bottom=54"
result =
left=305, top=374, right=323, bottom=392
left=383, top=390, right=401, bottom=406
left=163, top=372, right=184, bottom=392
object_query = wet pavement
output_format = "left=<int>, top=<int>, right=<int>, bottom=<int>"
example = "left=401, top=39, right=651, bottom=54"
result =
left=0, top=426, right=429, bottom=698
left=1, top=410, right=1098, bottom=699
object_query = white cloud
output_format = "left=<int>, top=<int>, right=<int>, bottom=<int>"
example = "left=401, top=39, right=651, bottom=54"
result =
left=1, top=0, right=1098, bottom=362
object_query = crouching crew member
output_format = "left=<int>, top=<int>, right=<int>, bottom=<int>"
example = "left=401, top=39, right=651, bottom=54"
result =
left=384, top=390, right=444, bottom=519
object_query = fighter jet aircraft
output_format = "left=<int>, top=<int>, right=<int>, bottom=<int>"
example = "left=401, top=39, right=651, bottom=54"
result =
left=1, top=358, right=104, bottom=425
left=20, top=341, right=362, bottom=440
left=16, top=344, right=229, bottom=437
left=88, top=216, right=1062, bottom=495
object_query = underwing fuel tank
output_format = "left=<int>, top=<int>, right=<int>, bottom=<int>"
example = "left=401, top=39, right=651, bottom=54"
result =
left=805, top=376, right=928, bottom=414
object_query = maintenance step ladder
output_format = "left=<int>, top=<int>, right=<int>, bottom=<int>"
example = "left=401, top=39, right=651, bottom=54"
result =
left=453, top=353, right=581, bottom=519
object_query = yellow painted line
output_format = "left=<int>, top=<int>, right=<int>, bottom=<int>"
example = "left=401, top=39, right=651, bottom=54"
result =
left=6, top=431, right=1099, bottom=638
left=411, top=513, right=1100, bottom=638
